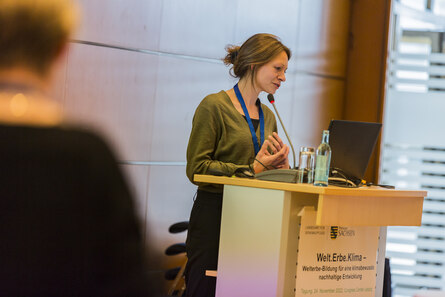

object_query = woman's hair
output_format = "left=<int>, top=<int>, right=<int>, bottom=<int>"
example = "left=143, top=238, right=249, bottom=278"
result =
left=223, top=33, right=291, bottom=80
left=0, top=0, right=78, bottom=76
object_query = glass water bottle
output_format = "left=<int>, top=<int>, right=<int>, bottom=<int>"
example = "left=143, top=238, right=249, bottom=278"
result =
left=314, top=130, right=331, bottom=187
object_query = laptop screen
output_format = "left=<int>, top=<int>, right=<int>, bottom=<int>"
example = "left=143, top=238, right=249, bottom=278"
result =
left=328, top=120, right=382, bottom=180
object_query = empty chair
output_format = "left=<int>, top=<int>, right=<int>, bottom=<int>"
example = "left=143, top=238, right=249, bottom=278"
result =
left=165, top=222, right=188, bottom=296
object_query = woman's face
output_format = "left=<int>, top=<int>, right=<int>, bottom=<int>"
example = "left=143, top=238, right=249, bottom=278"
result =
left=254, top=50, right=288, bottom=95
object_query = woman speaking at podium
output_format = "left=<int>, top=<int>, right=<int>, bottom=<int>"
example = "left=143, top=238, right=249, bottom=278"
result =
left=185, top=33, right=291, bottom=297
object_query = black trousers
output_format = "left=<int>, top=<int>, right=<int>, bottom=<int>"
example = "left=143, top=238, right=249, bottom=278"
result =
left=184, top=190, right=223, bottom=297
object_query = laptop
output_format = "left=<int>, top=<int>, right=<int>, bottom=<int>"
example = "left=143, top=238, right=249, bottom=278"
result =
left=328, top=120, right=382, bottom=184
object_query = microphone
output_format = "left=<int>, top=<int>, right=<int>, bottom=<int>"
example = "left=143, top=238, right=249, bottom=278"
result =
left=267, top=94, right=296, bottom=169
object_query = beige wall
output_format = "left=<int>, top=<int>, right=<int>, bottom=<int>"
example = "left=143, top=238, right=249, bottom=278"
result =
left=50, top=0, right=353, bottom=289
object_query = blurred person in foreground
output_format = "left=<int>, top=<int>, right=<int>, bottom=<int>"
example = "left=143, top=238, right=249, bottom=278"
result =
left=0, top=0, right=156, bottom=296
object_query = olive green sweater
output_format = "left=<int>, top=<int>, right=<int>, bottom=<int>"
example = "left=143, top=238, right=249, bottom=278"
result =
left=186, top=90, right=277, bottom=193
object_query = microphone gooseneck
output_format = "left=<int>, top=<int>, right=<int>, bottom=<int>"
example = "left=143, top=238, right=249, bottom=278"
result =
left=267, top=94, right=296, bottom=169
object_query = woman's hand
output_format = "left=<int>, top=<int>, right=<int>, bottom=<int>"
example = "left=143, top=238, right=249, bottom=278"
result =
left=253, top=132, right=290, bottom=173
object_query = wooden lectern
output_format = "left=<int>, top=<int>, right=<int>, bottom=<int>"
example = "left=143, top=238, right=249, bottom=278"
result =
left=194, top=175, right=426, bottom=297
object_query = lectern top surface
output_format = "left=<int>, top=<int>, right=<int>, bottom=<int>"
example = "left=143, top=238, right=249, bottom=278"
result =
left=194, top=174, right=427, bottom=198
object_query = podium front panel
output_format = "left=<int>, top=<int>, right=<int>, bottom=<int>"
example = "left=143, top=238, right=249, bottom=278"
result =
left=216, top=186, right=299, bottom=297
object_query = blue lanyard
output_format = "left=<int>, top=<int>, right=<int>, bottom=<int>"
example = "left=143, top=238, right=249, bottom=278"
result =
left=234, top=83, right=264, bottom=155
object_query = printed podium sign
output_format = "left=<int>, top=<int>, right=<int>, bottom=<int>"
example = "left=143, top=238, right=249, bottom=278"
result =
left=295, top=207, right=379, bottom=297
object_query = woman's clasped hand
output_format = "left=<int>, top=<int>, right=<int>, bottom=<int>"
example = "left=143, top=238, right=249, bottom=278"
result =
left=254, top=132, right=290, bottom=173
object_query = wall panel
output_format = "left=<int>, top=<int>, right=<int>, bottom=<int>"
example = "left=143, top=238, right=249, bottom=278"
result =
left=289, top=74, right=345, bottom=150
left=296, top=0, right=350, bottom=77
left=234, top=0, right=300, bottom=52
left=120, top=164, right=150, bottom=234
left=74, top=0, right=162, bottom=50
left=63, top=43, right=158, bottom=161
left=159, top=0, right=237, bottom=58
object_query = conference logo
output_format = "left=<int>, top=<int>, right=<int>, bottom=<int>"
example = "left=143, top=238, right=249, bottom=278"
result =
left=330, top=226, right=338, bottom=239
left=330, top=226, right=356, bottom=240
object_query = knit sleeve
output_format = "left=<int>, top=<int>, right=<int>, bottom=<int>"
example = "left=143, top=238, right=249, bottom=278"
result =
left=186, top=96, right=249, bottom=185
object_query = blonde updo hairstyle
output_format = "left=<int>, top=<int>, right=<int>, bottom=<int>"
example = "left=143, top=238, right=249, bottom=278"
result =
left=0, top=0, right=78, bottom=76
left=223, top=33, right=291, bottom=83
